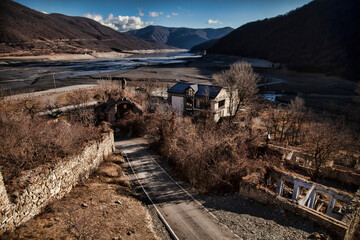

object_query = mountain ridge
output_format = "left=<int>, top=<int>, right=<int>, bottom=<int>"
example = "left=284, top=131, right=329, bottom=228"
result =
left=208, top=0, right=360, bottom=79
left=0, top=0, right=173, bottom=56
left=126, top=25, right=233, bottom=49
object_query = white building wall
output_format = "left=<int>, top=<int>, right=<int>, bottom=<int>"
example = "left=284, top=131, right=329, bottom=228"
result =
left=171, top=95, right=184, bottom=113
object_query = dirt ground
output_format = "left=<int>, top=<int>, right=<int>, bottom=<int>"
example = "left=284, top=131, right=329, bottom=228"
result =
left=1, top=153, right=166, bottom=240
left=2, top=54, right=358, bottom=116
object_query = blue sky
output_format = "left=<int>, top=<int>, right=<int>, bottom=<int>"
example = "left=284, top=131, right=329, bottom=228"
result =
left=14, top=0, right=312, bottom=31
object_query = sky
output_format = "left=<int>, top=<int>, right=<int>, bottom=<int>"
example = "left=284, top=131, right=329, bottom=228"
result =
left=14, top=0, right=312, bottom=32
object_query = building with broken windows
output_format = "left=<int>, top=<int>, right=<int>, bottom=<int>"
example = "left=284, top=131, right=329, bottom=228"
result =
left=167, top=82, right=233, bottom=121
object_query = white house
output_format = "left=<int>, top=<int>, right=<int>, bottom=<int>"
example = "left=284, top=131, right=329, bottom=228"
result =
left=167, top=82, right=233, bottom=121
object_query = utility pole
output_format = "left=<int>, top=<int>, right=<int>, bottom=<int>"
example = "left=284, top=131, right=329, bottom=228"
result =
left=52, top=73, right=56, bottom=89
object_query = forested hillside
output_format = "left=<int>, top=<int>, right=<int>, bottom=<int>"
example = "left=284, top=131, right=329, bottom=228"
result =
left=209, top=0, right=360, bottom=79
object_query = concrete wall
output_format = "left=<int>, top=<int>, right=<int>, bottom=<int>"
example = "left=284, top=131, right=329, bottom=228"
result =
left=0, top=132, right=114, bottom=235
left=238, top=183, right=349, bottom=239
left=273, top=146, right=360, bottom=186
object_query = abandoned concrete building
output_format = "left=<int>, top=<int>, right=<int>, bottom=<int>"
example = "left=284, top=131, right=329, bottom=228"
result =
left=167, top=82, right=232, bottom=121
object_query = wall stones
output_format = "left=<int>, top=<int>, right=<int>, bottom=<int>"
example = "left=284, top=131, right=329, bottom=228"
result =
left=0, top=131, right=114, bottom=235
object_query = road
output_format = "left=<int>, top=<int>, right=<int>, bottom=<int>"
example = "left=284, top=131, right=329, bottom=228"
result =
left=115, top=138, right=239, bottom=240
left=2, top=84, right=96, bottom=101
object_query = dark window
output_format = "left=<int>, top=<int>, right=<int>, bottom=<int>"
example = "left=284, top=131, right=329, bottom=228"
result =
left=196, top=99, right=210, bottom=109
left=218, top=100, right=225, bottom=108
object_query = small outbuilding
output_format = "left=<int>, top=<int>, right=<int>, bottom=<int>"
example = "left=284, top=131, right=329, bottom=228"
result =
left=96, top=98, right=143, bottom=125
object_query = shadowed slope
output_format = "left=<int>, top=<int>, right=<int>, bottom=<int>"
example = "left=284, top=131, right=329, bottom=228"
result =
left=0, top=0, right=174, bottom=55
left=208, top=0, right=360, bottom=80
left=127, top=25, right=233, bottom=49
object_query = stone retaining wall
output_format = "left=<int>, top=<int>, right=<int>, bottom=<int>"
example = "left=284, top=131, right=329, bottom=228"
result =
left=0, top=131, right=114, bottom=235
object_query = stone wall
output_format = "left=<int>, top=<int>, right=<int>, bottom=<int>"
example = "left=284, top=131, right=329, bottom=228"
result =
left=0, top=131, right=114, bottom=235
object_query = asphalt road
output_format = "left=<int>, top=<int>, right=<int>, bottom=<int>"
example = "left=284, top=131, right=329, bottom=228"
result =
left=115, top=138, right=239, bottom=240
left=2, top=84, right=96, bottom=101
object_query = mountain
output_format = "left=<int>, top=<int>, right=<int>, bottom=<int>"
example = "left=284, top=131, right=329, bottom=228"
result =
left=126, top=26, right=233, bottom=49
left=208, top=0, right=360, bottom=80
left=190, top=39, right=219, bottom=53
left=0, top=0, right=173, bottom=56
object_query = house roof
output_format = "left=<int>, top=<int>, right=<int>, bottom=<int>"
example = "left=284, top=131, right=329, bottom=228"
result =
left=167, top=82, right=223, bottom=99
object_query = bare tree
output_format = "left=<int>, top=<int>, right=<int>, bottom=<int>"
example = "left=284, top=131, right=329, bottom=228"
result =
left=287, top=97, right=306, bottom=144
left=66, top=90, right=96, bottom=125
left=96, top=79, right=123, bottom=102
left=23, top=98, right=42, bottom=118
left=265, top=97, right=306, bottom=144
left=213, top=61, right=259, bottom=116
left=302, top=120, right=349, bottom=181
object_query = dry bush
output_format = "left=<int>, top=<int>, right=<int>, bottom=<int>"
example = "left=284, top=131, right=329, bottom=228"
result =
left=68, top=108, right=96, bottom=126
left=147, top=109, right=277, bottom=193
left=0, top=108, right=101, bottom=187
left=95, top=79, right=124, bottom=102
left=64, top=90, right=97, bottom=125
left=59, top=205, right=103, bottom=240
left=66, top=89, right=92, bottom=107
left=265, top=97, right=307, bottom=144
left=113, top=111, right=146, bottom=137
left=301, top=118, right=354, bottom=181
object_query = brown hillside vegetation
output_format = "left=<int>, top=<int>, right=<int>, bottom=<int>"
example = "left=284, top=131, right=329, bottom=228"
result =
left=0, top=0, right=173, bottom=55
left=0, top=99, right=101, bottom=191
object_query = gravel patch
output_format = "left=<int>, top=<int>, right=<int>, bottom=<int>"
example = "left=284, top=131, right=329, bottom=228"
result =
left=197, top=193, right=334, bottom=240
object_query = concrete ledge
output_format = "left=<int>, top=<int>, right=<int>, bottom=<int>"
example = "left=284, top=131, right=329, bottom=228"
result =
left=238, top=183, right=348, bottom=239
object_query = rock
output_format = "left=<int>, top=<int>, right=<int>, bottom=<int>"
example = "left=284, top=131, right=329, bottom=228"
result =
left=115, top=200, right=122, bottom=205
left=308, top=232, right=330, bottom=240
left=81, top=203, right=88, bottom=208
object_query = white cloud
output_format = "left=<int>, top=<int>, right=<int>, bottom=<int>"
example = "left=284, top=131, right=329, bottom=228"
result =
left=166, top=14, right=171, bottom=18
left=138, top=8, right=144, bottom=17
left=149, top=11, right=163, bottom=17
left=172, top=12, right=179, bottom=16
left=42, top=11, right=48, bottom=14
left=84, top=13, right=153, bottom=32
left=207, top=19, right=222, bottom=24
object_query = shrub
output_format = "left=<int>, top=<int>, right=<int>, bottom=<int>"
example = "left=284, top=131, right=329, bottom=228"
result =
left=0, top=108, right=101, bottom=187
left=148, top=111, right=277, bottom=193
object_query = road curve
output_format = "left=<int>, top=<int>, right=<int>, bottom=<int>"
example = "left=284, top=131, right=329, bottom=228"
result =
left=115, top=138, right=239, bottom=240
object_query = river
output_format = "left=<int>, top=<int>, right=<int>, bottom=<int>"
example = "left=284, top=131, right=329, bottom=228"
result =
left=0, top=52, right=201, bottom=89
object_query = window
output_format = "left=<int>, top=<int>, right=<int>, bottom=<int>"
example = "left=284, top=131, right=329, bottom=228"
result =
left=218, top=100, right=225, bottom=108
left=186, top=88, right=194, bottom=96
left=195, top=99, right=210, bottom=109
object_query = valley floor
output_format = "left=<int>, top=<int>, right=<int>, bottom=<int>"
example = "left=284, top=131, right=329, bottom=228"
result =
left=2, top=54, right=357, bottom=116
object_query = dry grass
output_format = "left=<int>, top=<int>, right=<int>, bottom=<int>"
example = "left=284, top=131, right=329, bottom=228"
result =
left=0, top=101, right=101, bottom=189
left=1, top=154, right=159, bottom=240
